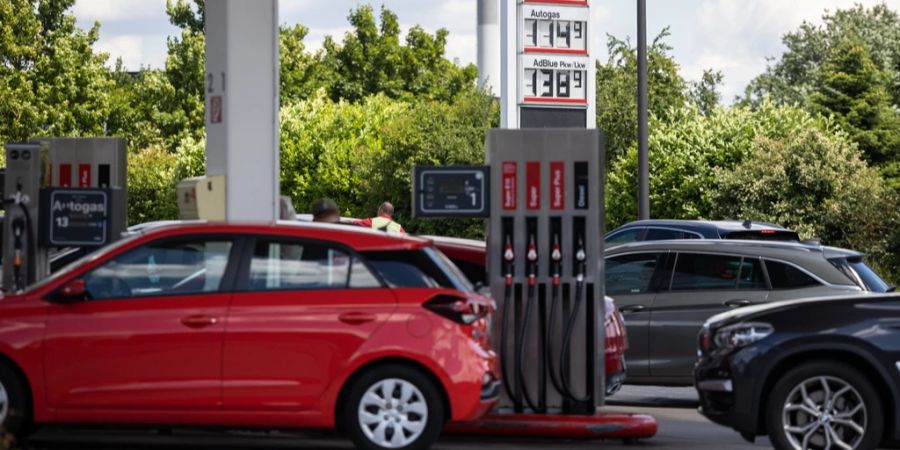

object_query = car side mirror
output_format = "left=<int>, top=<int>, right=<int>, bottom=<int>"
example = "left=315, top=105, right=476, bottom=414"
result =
left=60, top=279, right=87, bottom=301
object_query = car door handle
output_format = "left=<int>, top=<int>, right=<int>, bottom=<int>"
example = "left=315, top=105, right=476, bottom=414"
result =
left=180, top=315, right=219, bottom=329
left=618, top=305, right=647, bottom=314
left=339, top=312, right=376, bottom=325
left=723, top=299, right=753, bottom=308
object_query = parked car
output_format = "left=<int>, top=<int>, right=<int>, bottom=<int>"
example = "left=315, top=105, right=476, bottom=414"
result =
left=605, top=219, right=800, bottom=246
left=0, top=222, right=499, bottom=450
left=425, top=235, right=629, bottom=396
left=606, top=239, right=893, bottom=386
left=695, top=293, right=900, bottom=450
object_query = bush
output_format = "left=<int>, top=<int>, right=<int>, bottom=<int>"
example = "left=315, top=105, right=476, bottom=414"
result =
left=127, top=146, right=179, bottom=224
left=606, top=101, right=841, bottom=229
left=711, top=129, right=900, bottom=283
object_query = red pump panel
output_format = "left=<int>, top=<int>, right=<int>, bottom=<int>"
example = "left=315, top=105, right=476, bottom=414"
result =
left=526, top=161, right=540, bottom=210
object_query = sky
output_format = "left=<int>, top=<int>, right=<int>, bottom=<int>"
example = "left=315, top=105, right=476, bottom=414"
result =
left=73, top=0, right=900, bottom=104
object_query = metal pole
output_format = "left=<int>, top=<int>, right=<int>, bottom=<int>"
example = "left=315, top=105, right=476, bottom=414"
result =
left=636, top=0, right=650, bottom=219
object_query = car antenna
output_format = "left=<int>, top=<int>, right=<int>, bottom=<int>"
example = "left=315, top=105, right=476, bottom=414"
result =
left=742, top=219, right=752, bottom=229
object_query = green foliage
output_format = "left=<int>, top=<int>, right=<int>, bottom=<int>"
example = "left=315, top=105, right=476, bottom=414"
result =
left=279, top=88, right=497, bottom=238
left=595, top=28, right=690, bottom=162
left=0, top=0, right=112, bottom=143
left=280, top=24, right=331, bottom=104
left=606, top=102, right=840, bottom=229
left=320, top=5, right=478, bottom=103
left=689, top=69, right=724, bottom=116
left=742, top=4, right=900, bottom=107
left=125, top=135, right=206, bottom=224
left=809, top=38, right=900, bottom=164
left=711, top=129, right=900, bottom=283
left=127, top=146, right=179, bottom=224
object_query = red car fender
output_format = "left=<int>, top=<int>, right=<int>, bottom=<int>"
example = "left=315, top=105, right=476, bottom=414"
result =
left=315, top=348, right=457, bottom=428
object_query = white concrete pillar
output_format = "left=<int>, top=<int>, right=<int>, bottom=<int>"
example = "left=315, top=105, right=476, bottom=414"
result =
left=205, top=0, right=280, bottom=222
left=477, top=0, right=501, bottom=96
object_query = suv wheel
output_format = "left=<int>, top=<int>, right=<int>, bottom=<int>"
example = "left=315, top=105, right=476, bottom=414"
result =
left=343, top=364, right=444, bottom=450
left=766, top=361, right=883, bottom=450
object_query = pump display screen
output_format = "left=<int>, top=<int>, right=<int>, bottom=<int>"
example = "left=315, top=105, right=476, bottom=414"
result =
left=520, top=55, right=589, bottom=106
left=413, top=166, right=490, bottom=218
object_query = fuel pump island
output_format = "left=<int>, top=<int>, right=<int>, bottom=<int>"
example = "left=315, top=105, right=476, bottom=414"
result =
left=420, top=0, right=657, bottom=439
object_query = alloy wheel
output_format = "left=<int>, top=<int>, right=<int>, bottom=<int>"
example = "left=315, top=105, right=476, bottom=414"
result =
left=357, top=378, right=428, bottom=448
left=782, top=375, right=867, bottom=450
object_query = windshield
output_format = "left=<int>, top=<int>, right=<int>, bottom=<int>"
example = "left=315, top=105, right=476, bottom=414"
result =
left=22, top=232, right=144, bottom=293
left=829, top=257, right=891, bottom=293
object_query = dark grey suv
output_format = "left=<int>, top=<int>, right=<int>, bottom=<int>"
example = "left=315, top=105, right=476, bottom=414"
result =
left=605, top=239, right=892, bottom=386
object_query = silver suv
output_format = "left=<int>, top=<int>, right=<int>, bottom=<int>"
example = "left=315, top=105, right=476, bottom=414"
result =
left=606, top=239, right=892, bottom=386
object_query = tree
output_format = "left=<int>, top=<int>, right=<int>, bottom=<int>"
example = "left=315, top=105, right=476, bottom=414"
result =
left=280, top=24, right=331, bottom=104
left=605, top=101, right=842, bottom=229
left=809, top=38, right=900, bottom=164
left=741, top=4, right=900, bottom=107
left=689, top=69, right=724, bottom=116
left=0, top=0, right=112, bottom=144
left=320, top=5, right=478, bottom=103
left=711, top=129, right=899, bottom=283
left=595, top=28, right=690, bottom=163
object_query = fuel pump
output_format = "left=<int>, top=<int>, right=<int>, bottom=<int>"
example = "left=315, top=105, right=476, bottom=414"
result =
left=487, top=128, right=605, bottom=415
left=2, top=143, right=47, bottom=291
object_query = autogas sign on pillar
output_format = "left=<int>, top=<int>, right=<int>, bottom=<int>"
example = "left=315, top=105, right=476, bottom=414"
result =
left=501, top=0, right=597, bottom=128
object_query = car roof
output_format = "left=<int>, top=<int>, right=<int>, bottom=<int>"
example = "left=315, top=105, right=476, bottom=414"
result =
left=130, top=221, right=431, bottom=252
left=606, top=238, right=861, bottom=257
left=611, top=219, right=787, bottom=236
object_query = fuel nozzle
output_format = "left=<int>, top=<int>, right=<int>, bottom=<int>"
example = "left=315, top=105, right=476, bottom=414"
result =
left=575, top=238, right=587, bottom=283
left=526, top=235, right=538, bottom=286
left=551, top=234, right=562, bottom=286
left=503, top=236, right=515, bottom=286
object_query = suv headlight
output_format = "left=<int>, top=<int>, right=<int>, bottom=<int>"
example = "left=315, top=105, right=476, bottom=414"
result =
left=713, top=322, right=773, bottom=351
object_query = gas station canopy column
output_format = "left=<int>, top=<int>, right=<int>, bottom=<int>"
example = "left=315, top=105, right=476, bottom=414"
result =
left=204, top=0, right=280, bottom=222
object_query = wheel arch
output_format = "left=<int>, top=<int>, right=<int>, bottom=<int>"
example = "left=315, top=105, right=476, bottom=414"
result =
left=333, top=356, right=451, bottom=433
left=756, top=345, right=898, bottom=440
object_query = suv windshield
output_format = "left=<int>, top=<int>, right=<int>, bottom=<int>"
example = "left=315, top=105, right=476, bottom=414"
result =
left=829, top=257, right=891, bottom=292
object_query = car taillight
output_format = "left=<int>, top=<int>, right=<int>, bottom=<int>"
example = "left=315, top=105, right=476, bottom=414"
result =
left=760, top=230, right=776, bottom=234
left=424, top=294, right=489, bottom=325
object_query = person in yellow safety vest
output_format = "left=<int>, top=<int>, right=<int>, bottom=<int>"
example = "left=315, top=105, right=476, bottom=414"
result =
left=354, top=202, right=405, bottom=234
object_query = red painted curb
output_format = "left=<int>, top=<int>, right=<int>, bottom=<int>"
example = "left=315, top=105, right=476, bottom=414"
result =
left=445, top=411, right=658, bottom=439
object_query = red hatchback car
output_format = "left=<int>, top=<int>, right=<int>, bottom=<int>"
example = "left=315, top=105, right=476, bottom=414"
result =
left=0, top=222, right=498, bottom=450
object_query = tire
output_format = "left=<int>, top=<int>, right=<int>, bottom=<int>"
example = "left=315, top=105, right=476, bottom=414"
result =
left=0, top=362, right=29, bottom=437
left=342, top=364, right=444, bottom=450
left=766, top=361, right=883, bottom=450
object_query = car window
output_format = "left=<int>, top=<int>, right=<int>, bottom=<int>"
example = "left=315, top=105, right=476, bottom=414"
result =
left=606, top=228, right=642, bottom=245
left=736, top=258, right=766, bottom=290
left=671, top=253, right=741, bottom=291
left=765, top=260, right=820, bottom=289
left=644, top=228, right=683, bottom=241
left=83, top=238, right=234, bottom=300
left=606, top=253, right=664, bottom=295
left=248, top=240, right=377, bottom=290
left=829, top=257, right=889, bottom=292
left=362, top=250, right=457, bottom=289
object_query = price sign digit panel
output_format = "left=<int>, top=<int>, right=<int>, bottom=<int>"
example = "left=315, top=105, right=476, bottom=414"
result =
left=520, top=55, right=588, bottom=105
left=521, top=5, right=588, bottom=54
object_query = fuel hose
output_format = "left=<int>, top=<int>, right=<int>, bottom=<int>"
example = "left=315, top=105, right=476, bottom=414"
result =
left=559, top=239, right=592, bottom=404
left=516, top=235, right=545, bottom=413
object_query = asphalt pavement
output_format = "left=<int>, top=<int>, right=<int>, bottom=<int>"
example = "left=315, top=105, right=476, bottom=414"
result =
left=20, top=386, right=775, bottom=450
